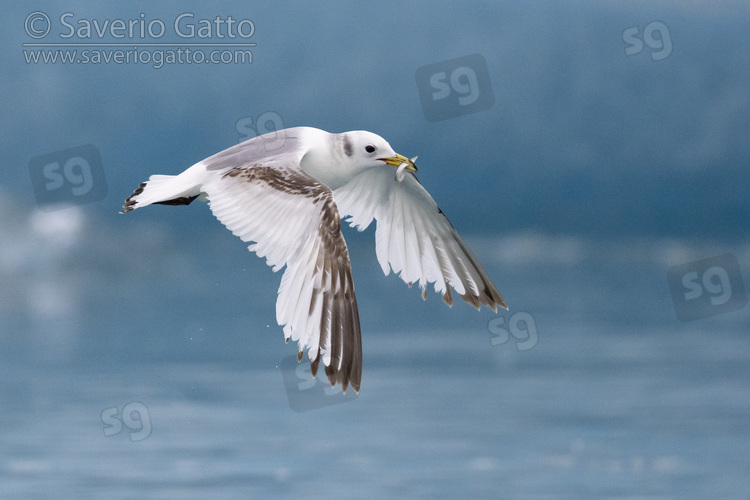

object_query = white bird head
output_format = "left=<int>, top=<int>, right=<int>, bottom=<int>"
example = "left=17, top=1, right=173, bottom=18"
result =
left=340, top=131, right=417, bottom=175
left=300, top=129, right=418, bottom=190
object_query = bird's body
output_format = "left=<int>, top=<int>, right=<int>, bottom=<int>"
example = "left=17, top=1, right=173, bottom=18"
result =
left=122, top=127, right=506, bottom=393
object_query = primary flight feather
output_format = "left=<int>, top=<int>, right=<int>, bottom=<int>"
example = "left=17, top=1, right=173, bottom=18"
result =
left=121, top=126, right=507, bottom=393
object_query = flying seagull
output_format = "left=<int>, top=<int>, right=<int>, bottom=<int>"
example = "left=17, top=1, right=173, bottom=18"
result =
left=121, top=127, right=506, bottom=393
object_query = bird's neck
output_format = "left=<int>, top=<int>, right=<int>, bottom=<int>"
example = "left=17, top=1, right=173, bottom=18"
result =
left=300, top=140, right=354, bottom=190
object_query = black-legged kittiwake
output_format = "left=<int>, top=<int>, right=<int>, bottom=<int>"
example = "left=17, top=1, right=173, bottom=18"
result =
left=121, top=127, right=507, bottom=393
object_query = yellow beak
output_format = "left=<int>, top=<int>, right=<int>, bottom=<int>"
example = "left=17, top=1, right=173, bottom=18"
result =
left=379, top=153, right=418, bottom=172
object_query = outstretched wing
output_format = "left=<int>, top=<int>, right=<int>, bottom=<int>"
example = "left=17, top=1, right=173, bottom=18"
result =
left=202, top=161, right=362, bottom=393
left=333, top=166, right=506, bottom=312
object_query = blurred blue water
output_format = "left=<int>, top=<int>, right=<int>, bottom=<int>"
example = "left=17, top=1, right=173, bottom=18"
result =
left=1, top=213, right=749, bottom=498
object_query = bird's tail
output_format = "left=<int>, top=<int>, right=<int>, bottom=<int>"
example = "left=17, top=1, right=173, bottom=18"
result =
left=120, top=164, right=205, bottom=213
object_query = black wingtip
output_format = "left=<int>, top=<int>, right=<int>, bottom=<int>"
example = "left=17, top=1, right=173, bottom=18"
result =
left=120, top=182, right=147, bottom=213
left=310, top=356, right=320, bottom=378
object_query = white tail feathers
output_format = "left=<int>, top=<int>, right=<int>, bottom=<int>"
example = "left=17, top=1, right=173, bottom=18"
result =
left=121, top=164, right=206, bottom=213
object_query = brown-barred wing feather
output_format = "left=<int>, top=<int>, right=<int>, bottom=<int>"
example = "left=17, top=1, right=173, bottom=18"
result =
left=203, top=164, right=362, bottom=393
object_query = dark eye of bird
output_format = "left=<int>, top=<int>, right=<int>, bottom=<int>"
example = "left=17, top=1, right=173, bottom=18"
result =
left=365, top=145, right=375, bottom=153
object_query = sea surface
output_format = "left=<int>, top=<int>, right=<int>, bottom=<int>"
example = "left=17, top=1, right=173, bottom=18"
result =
left=1, top=224, right=749, bottom=499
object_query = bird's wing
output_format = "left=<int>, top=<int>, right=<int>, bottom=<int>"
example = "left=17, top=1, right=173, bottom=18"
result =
left=203, top=127, right=314, bottom=173
left=333, top=166, right=506, bottom=311
left=201, top=160, right=362, bottom=393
